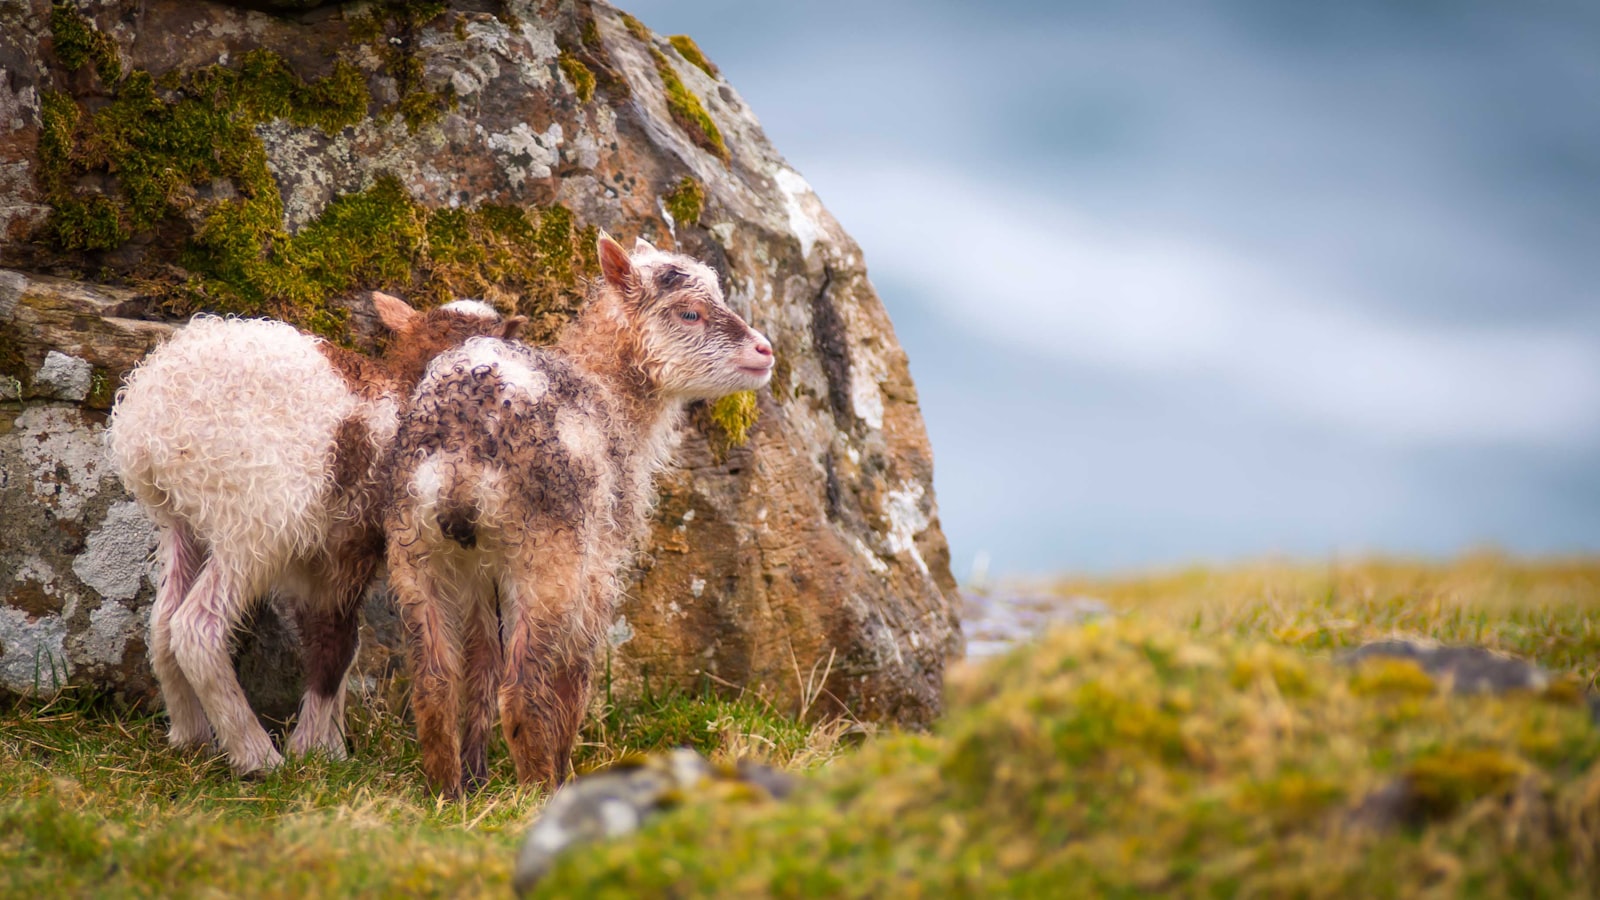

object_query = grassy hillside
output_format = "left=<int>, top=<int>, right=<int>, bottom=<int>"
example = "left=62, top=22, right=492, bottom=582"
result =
left=3, top=556, right=1597, bottom=897
left=539, top=556, right=1600, bottom=897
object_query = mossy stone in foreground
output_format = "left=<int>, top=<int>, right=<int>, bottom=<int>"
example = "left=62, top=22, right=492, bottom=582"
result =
left=538, top=620, right=1600, bottom=897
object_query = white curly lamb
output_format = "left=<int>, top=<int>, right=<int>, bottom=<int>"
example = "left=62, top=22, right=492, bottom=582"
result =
left=109, top=296, right=520, bottom=775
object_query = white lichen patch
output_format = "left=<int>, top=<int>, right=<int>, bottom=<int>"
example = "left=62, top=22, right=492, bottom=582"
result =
left=689, top=576, right=706, bottom=598
left=81, top=600, right=139, bottom=667
left=773, top=168, right=824, bottom=260
left=882, top=480, right=931, bottom=576
left=0, top=606, right=71, bottom=693
left=853, top=536, right=890, bottom=575
left=851, top=366, right=885, bottom=431
left=33, top=351, right=93, bottom=402
left=15, top=406, right=110, bottom=519
left=15, top=555, right=58, bottom=591
left=72, top=501, right=158, bottom=602
left=485, top=121, right=563, bottom=188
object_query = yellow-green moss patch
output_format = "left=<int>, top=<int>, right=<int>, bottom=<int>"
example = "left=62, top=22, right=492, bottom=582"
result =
left=557, top=51, right=596, bottom=103
left=619, top=11, right=651, bottom=43
left=346, top=1, right=453, bottom=132
left=39, top=46, right=366, bottom=258
left=662, top=175, right=705, bottom=226
left=49, top=2, right=121, bottom=85
left=541, top=618, right=1600, bottom=897
left=667, top=34, right=719, bottom=80
left=649, top=48, right=729, bottom=163
left=701, top=390, right=759, bottom=459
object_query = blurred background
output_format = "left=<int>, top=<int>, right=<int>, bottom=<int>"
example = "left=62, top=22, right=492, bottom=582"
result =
left=624, top=0, right=1600, bottom=577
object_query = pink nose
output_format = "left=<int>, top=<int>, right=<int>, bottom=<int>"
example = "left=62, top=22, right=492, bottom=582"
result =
left=752, top=337, right=773, bottom=358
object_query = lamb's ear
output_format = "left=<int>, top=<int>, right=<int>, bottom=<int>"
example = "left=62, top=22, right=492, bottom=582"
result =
left=370, top=291, right=419, bottom=332
left=500, top=315, right=528, bottom=341
left=598, top=232, right=637, bottom=291
left=633, top=236, right=657, bottom=255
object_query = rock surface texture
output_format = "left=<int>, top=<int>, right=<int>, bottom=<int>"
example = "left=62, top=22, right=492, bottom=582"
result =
left=0, top=0, right=961, bottom=724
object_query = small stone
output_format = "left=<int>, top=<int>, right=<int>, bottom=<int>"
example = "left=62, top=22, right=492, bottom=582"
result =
left=1340, top=640, right=1550, bottom=695
left=33, top=351, right=93, bottom=402
left=512, top=749, right=795, bottom=895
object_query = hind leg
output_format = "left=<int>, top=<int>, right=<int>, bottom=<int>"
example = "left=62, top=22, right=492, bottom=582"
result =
left=287, top=596, right=361, bottom=759
left=498, top=537, right=598, bottom=789
left=170, top=561, right=282, bottom=775
left=148, top=522, right=212, bottom=749
left=389, top=543, right=465, bottom=798
left=288, top=546, right=375, bottom=759
left=460, top=587, right=503, bottom=793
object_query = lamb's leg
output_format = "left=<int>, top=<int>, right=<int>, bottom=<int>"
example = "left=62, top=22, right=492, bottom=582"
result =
left=169, top=561, right=282, bottom=775
left=287, top=596, right=362, bottom=759
left=390, top=547, right=464, bottom=798
left=498, top=543, right=594, bottom=789
left=460, top=595, right=503, bottom=793
left=148, top=522, right=212, bottom=750
left=288, top=548, right=374, bottom=759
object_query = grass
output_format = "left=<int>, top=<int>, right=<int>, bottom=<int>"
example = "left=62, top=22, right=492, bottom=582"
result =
left=0, top=681, right=848, bottom=897
left=1046, top=553, right=1600, bottom=688
left=4, top=556, right=1597, bottom=896
left=537, top=556, right=1600, bottom=897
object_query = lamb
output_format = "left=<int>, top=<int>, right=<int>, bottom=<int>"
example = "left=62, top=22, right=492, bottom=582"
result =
left=108, top=295, right=523, bottom=775
left=385, top=234, right=774, bottom=797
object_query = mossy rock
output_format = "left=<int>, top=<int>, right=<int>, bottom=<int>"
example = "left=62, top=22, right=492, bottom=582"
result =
left=536, top=620, right=1600, bottom=897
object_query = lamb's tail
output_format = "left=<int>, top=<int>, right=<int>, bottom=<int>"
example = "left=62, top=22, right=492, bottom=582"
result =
left=436, top=478, right=479, bottom=550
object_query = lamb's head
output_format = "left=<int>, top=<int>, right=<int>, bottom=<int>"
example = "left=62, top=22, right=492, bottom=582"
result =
left=372, top=293, right=526, bottom=385
left=597, top=233, right=774, bottom=401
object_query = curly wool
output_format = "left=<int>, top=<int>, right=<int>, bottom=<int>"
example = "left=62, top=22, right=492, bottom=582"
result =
left=109, top=316, right=360, bottom=588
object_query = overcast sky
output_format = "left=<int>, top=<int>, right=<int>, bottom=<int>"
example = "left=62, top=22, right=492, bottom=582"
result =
left=624, top=0, right=1600, bottom=575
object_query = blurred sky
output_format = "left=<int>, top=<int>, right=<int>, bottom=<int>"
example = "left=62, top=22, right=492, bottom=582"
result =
left=623, top=0, right=1600, bottom=576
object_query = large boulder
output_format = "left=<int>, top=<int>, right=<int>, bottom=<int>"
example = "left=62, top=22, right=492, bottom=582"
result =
left=0, top=0, right=961, bottom=724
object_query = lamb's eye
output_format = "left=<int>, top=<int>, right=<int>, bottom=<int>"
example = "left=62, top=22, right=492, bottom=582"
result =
left=679, top=310, right=701, bottom=322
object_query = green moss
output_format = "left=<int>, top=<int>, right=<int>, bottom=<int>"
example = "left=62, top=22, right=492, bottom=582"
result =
left=667, top=34, right=719, bottom=80
left=345, top=1, right=452, bottom=132
left=83, top=368, right=115, bottom=410
left=49, top=2, right=121, bottom=85
left=557, top=51, right=595, bottom=103
left=1349, top=657, right=1437, bottom=697
left=662, top=175, right=704, bottom=226
left=34, top=21, right=600, bottom=342
left=703, top=390, right=759, bottom=458
left=619, top=11, right=651, bottom=42
left=541, top=619, right=1600, bottom=897
left=556, top=13, right=629, bottom=101
left=1404, top=747, right=1527, bottom=819
left=38, top=44, right=368, bottom=258
left=649, top=48, right=729, bottom=163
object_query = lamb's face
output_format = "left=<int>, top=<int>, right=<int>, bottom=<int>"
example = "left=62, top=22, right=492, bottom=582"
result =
left=607, top=239, right=774, bottom=401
